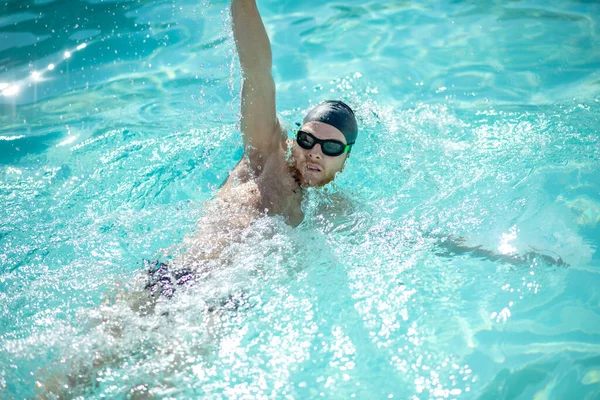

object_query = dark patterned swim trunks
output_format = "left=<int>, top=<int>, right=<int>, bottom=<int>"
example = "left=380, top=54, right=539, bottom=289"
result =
left=143, top=260, right=252, bottom=312
left=144, top=260, right=195, bottom=299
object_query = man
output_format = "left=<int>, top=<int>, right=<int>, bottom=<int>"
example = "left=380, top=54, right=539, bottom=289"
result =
left=145, top=0, right=359, bottom=295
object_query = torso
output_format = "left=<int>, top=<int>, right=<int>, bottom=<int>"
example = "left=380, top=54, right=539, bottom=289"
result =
left=218, top=144, right=304, bottom=227
left=175, top=144, right=304, bottom=270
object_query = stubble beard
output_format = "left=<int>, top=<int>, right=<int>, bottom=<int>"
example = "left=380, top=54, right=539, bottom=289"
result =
left=288, top=159, right=334, bottom=188
left=288, top=159, right=307, bottom=189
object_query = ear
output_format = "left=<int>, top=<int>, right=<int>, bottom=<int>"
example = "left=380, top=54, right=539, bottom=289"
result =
left=340, top=153, right=350, bottom=172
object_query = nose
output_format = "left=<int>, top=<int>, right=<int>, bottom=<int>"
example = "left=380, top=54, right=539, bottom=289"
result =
left=308, top=144, right=323, bottom=159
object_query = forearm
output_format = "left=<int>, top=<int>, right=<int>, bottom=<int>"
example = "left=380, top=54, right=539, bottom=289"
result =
left=434, top=236, right=568, bottom=267
left=231, top=0, right=272, bottom=76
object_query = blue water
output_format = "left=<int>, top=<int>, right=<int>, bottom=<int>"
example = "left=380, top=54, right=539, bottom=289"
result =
left=1, top=0, right=600, bottom=398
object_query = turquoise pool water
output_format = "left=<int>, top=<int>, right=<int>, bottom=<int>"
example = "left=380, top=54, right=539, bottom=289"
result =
left=1, top=0, right=600, bottom=398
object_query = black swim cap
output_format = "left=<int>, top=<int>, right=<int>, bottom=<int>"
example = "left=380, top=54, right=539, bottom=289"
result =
left=302, top=100, right=358, bottom=144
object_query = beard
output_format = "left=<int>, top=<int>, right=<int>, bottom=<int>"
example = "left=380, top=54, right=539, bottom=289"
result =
left=288, top=159, right=334, bottom=188
left=288, top=159, right=306, bottom=187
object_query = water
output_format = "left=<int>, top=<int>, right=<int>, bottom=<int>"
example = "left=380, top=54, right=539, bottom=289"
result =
left=1, top=0, right=599, bottom=398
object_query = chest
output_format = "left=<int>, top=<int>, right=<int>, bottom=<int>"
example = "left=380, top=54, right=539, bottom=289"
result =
left=220, top=153, right=304, bottom=226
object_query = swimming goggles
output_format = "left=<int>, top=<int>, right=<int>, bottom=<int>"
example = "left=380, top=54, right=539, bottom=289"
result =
left=296, top=130, right=353, bottom=157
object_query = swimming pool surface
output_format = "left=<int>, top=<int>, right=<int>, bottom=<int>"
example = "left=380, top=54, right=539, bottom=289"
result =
left=1, top=0, right=599, bottom=398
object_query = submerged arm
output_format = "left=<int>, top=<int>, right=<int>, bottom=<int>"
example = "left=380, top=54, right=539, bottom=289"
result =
left=231, top=0, right=284, bottom=171
left=434, top=236, right=568, bottom=267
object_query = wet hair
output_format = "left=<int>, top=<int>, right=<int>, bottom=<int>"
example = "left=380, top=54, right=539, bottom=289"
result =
left=303, top=100, right=358, bottom=145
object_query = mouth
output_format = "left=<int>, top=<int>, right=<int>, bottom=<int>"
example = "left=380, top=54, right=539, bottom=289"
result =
left=305, top=163, right=322, bottom=173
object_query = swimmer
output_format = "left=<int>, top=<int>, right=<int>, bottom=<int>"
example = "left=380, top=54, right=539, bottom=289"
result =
left=168, top=0, right=359, bottom=274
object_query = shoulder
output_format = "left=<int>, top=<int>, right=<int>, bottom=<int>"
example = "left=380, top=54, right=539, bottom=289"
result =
left=220, top=142, right=285, bottom=188
left=245, top=123, right=289, bottom=171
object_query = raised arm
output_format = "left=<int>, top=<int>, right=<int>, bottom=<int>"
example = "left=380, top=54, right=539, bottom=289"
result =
left=231, top=0, right=284, bottom=170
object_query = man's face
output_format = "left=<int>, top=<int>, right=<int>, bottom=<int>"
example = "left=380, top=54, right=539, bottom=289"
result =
left=291, top=121, right=348, bottom=187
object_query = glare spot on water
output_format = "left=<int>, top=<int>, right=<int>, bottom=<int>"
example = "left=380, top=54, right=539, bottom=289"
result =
left=1, top=84, right=19, bottom=96
left=493, top=307, right=512, bottom=323
left=0, top=135, right=24, bottom=141
left=581, top=370, right=600, bottom=385
left=498, top=225, right=518, bottom=255
left=5, top=167, right=22, bottom=175
left=57, top=134, right=78, bottom=147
